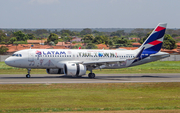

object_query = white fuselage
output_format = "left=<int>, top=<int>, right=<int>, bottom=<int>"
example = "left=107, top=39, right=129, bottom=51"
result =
left=5, top=49, right=169, bottom=69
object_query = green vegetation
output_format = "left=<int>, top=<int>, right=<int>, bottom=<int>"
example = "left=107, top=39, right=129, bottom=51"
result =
left=0, top=46, right=8, bottom=54
left=0, top=83, right=180, bottom=112
left=1, top=61, right=180, bottom=74
left=46, top=33, right=59, bottom=45
left=73, top=44, right=84, bottom=49
left=163, top=34, right=177, bottom=49
left=1, top=27, right=180, bottom=49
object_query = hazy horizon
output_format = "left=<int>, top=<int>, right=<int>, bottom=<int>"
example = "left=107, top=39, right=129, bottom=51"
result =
left=0, top=0, right=179, bottom=28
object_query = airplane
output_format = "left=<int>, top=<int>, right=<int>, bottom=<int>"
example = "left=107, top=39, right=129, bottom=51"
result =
left=5, top=23, right=170, bottom=78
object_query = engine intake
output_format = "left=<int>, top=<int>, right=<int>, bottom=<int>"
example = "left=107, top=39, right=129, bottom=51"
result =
left=64, top=63, right=86, bottom=77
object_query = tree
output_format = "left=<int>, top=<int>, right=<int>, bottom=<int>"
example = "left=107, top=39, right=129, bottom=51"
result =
left=85, top=43, right=97, bottom=49
left=13, top=31, right=28, bottom=41
left=0, top=46, right=8, bottom=54
left=110, top=30, right=125, bottom=37
left=0, top=30, right=7, bottom=44
left=35, top=29, right=48, bottom=35
left=60, top=30, right=71, bottom=36
left=92, top=35, right=109, bottom=44
left=112, top=36, right=119, bottom=42
left=108, top=40, right=114, bottom=47
left=73, top=44, right=84, bottom=49
left=172, top=34, right=178, bottom=37
left=49, top=41, right=55, bottom=46
left=8, top=37, right=17, bottom=44
left=47, top=33, right=59, bottom=45
left=0, top=36, right=6, bottom=44
left=27, top=34, right=36, bottom=40
left=114, top=38, right=132, bottom=47
left=93, top=30, right=105, bottom=36
left=162, top=34, right=177, bottom=49
left=81, top=34, right=94, bottom=44
left=80, top=28, right=92, bottom=35
left=92, top=36, right=104, bottom=44
left=63, top=36, right=72, bottom=42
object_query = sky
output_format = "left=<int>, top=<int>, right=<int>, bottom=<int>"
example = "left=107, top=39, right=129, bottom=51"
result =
left=0, top=0, right=180, bottom=28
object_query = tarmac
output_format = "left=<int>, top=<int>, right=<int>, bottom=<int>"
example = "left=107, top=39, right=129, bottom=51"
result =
left=0, top=73, right=180, bottom=84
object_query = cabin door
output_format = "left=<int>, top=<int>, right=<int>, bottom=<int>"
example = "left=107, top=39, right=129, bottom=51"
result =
left=28, top=50, right=34, bottom=62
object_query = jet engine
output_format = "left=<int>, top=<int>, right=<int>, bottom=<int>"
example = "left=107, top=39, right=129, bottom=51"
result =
left=64, top=63, right=86, bottom=77
left=46, top=69, right=64, bottom=74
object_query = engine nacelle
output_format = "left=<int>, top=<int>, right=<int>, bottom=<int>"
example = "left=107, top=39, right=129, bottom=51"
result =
left=46, top=69, right=64, bottom=74
left=64, top=63, right=86, bottom=77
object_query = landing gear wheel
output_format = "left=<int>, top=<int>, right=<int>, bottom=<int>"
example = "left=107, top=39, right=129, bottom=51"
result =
left=26, top=74, right=31, bottom=78
left=88, top=73, right=95, bottom=78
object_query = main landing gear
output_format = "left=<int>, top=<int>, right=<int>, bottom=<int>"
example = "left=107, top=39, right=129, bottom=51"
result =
left=26, top=68, right=31, bottom=78
left=88, top=73, right=95, bottom=78
left=88, top=69, right=95, bottom=78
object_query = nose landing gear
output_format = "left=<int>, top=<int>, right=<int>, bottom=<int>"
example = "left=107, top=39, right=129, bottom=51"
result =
left=26, top=68, right=31, bottom=78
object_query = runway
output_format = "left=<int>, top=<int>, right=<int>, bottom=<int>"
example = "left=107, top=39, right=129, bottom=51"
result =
left=0, top=73, right=180, bottom=84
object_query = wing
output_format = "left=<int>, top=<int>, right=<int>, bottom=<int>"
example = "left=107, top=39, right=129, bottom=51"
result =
left=82, top=59, right=126, bottom=68
left=82, top=47, right=145, bottom=69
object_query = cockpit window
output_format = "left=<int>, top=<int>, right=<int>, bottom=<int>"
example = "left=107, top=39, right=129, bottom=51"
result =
left=12, top=54, right=22, bottom=57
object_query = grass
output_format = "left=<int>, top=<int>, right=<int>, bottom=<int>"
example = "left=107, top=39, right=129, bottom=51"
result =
left=0, top=83, right=180, bottom=112
left=1, top=61, right=180, bottom=74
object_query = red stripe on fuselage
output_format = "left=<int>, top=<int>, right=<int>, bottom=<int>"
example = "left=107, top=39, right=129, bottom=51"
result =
left=148, top=40, right=162, bottom=45
left=155, top=26, right=165, bottom=32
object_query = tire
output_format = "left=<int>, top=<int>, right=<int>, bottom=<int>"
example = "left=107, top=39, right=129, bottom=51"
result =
left=26, top=74, right=30, bottom=78
left=88, top=73, right=95, bottom=78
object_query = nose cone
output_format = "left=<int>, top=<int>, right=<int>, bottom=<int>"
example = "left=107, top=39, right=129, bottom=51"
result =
left=5, top=57, right=13, bottom=66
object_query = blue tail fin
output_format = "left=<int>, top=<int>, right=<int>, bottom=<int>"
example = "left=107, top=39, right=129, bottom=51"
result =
left=132, top=23, right=167, bottom=63
left=139, top=23, right=167, bottom=55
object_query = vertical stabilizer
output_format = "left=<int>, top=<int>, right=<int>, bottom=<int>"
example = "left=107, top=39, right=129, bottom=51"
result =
left=139, top=23, right=167, bottom=55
